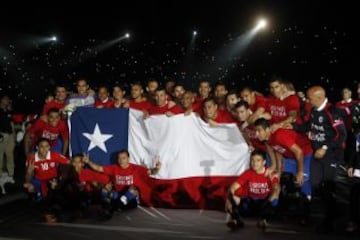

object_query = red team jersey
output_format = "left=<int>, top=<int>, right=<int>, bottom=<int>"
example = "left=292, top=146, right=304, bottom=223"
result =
left=78, top=169, right=110, bottom=192
left=103, top=163, right=149, bottom=192
left=28, top=118, right=69, bottom=148
left=235, top=168, right=279, bottom=199
left=268, top=128, right=313, bottom=159
left=78, top=169, right=110, bottom=184
left=284, top=94, right=302, bottom=124
left=249, top=95, right=267, bottom=114
left=267, top=95, right=300, bottom=124
left=94, top=99, right=114, bottom=108
left=26, top=152, right=70, bottom=181
left=211, top=109, right=236, bottom=123
left=266, top=96, right=287, bottom=124
left=148, top=104, right=184, bottom=115
left=241, top=124, right=267, bottom=152
left=42, top=100, right=66, bottom=115
left=129, top=100, right=152, bottom=112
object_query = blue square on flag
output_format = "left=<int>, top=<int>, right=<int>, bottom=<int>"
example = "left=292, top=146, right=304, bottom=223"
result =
left=70, top=107, right=129, bottom=165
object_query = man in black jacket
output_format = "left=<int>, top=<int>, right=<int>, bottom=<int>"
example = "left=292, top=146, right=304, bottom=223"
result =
left=295, top=86, right=347, bottom=233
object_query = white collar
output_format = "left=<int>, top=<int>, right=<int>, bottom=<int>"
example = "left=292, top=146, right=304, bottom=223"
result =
left=101, top=97, right=109, bottom=103
left=35, top=151, right=51, bottom=162
left=342, top=98, right=352, bottom=103
left=317, top=98, right=328, bottom=111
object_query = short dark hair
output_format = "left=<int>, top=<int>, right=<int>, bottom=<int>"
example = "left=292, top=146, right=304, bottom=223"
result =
left=254, top=118, right=270, bottom=129
left=98, top=85, right=109, bottom=92
left=234, top=100, right=249, bottom=110
left=113, top=84, right=126, bottom=92
left=47, top=107, right=60, bottom=115
left=55, top=85, right=67, bottom=90
left=147, top=78, right=158, bottom=84
left=251, top=150, right=265, bottom=160
left=269, top=75, right=284, bottom=85
left=240, top=86, right=254, bottom=93
left=36, top=138, right=50, bottom=146
left=155, top=86, right=166, bottom=93
left=76, top=78, right=88, bottom=85
left=203, top=97, right=217, bottom=105
left=131, top=81, right=144, bottom=89
left=71, top=153, right=84, bottom=162
left=118, top=149, right=130, bottom=157
left=215, top=81, right=227, bottom=89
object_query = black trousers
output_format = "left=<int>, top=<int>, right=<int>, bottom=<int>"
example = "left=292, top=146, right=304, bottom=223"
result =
left=311, top=148, right=343, bottom=223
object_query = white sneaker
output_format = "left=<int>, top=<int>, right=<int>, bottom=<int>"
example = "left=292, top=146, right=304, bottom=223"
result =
left=120, top=196, right=128, bottom=205
left=6, top=176, right=15, bottom=184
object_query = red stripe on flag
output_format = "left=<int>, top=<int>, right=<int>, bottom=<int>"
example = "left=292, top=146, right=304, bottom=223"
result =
left=138, top=176, right=238, bottom=210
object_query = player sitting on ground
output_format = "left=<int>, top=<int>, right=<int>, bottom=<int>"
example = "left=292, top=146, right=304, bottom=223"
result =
left=83, top=149, right=161, bottom=219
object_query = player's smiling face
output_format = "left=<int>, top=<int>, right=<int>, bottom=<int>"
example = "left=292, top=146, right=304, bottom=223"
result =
left=251, top=155, right=265, bottom=173
left=37, top=140, right=50, bottom=157
left=48, top=112, right=60, bottom=127
left=204, top=101, right=217, bottom=119
left=236, top=106, right=250, bottom=122
left=131, top=85, right=143, bottom=99
left=113, top=86, right=125, bottom=100
left=255, top=125, right=268, bottom=142
left=117, top=152, right=130, bottom=169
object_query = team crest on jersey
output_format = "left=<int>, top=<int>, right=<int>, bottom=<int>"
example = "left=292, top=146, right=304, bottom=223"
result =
left=318, top=116, right=323, bottom=123
left=50, top=162, right=56, bottom=168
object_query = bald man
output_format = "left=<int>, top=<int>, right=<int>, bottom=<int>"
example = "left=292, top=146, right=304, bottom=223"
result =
left=295, top=86, right=347, bottom=233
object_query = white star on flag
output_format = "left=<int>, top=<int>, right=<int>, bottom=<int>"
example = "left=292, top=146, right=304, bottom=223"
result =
left=82, top=123, right=113, bottom=153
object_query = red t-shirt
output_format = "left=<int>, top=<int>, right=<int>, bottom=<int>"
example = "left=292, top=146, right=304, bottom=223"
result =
left=103, top=163, right=149, bottom=192
left=129, top=100, right=152, bottom=112
left=78, top=169, right=110, bottom=192
left=42, top=100, right=66, bottom=115
left=241, top=124, right=267, bottom=152
left=149, top=103, right=185, bottom=115
left=28, top=119, right=69, bottom=147
left=284, top=94, right=301, bottom=124
left=268, top=128, right=313, bottom=158
left=266, top=96, right=287, bottom=124
left=79, top=169, right=110, bottom=184
left=211, top=109, right=236, bottom=123
left=170, top=105, right=185, bottom=114
left=26, top=152, right=70, bottom=181
left=235, top=168, right=279, bottom=199
left=249, top=95, right=267, bottom=114
left=94, top=99, right=114, bottom=108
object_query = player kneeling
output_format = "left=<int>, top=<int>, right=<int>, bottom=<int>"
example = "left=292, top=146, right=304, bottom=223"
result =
left=225, top=150, right=280, bottom=230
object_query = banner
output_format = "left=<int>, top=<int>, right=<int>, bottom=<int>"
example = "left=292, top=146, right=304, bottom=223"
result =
left=70, top=108, right=250, bottom=208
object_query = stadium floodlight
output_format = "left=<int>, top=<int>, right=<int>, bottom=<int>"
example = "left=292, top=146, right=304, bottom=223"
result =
left=256, top=19, right=267, bottom=29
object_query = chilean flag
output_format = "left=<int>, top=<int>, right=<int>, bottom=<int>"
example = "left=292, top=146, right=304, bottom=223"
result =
left=70, top=108, right=250, bottom=209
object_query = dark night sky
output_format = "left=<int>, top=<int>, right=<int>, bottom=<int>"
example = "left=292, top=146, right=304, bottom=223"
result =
left=0, top=1, right=358, bottom=113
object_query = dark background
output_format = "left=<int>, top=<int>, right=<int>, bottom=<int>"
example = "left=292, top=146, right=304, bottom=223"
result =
left=0, top=1, right=357, bottom=113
